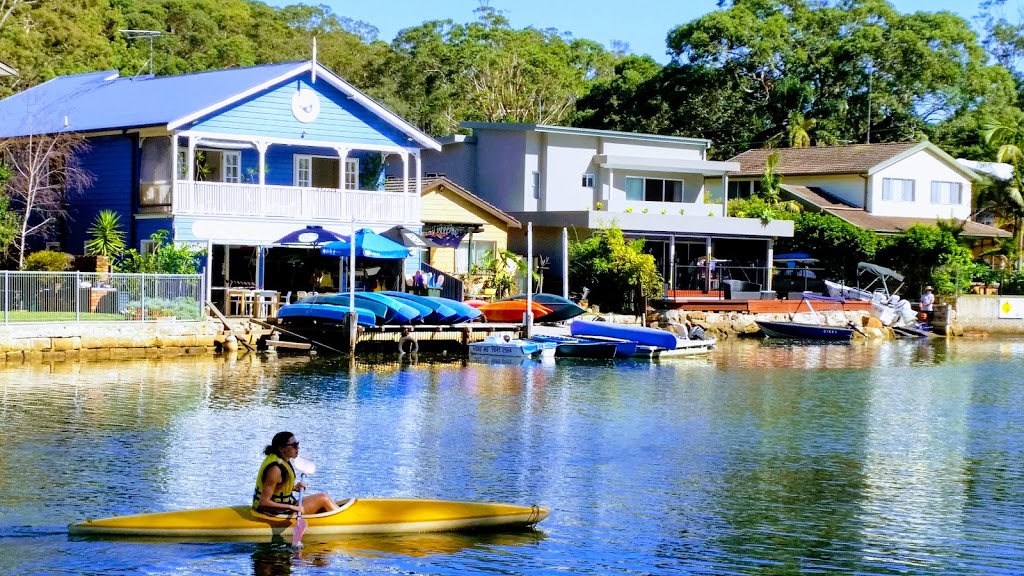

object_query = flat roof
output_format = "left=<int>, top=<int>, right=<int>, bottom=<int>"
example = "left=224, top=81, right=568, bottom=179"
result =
left=460, top=122, right=712, bottom=148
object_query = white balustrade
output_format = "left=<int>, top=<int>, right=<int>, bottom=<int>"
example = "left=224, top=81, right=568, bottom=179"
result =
left=172, top=181, right=419, bottom=223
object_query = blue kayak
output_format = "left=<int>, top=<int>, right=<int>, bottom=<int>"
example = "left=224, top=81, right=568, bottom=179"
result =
left=339, top=292, right=420, bottom=324
left=277, top=303, right=376, bottom=326
left=313, top=293, right=394, bottom=325
left=382, top=292, right=459, bottom=324
left=433, top=297, right=483, bottom=323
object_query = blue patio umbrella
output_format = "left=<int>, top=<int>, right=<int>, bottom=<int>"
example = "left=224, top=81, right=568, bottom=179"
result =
left=320, top=228, right=412, bottom=259
left=273, top=225, right=347, bottom=246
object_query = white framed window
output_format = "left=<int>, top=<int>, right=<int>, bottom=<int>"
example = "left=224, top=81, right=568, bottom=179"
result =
left=532, top=171, right=540, bottom=199
left=140, top=239, right=160, bottom=255
left=882, top=178, right=915, bottom=201
left=455, top=239, right=497, bottom=274
left=45, top=241, right=61, bottom=252
left=582, top=173, right=595, bottom=188
left=345, top=158, right=359, bottom=190
left=294, top=155, right=312, bottom=187
left=930, top=181, right=962, bottom=205
left=222, top=151, right=240, bottom=183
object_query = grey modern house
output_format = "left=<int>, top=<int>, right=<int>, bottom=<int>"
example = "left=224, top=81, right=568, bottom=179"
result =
left=408, top=122, right=793, bottom=295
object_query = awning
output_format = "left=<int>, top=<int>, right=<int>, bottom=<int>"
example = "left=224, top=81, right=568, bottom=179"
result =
left=594, top=154, right=740, bottom=176
left=381, top=226, right=431, bottom=249
left=320, top=228, right=411, bottom=259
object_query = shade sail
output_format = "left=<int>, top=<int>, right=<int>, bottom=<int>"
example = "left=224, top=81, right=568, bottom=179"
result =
left=320, top=229, right=411, bottom=259
left=273, top=225, right=347, bottom=246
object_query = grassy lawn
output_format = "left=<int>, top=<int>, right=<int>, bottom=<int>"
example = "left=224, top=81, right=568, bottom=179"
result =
left=4, top=311, right=127, bottom=322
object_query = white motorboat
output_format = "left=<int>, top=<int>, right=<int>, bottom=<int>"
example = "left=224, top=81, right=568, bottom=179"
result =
left=468, top=334, right=550, bottom=358
left=824, top=262, right=914, bottom=327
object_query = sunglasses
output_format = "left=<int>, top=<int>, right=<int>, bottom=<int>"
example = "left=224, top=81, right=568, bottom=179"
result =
left=285, top=442, right=300, bottom=448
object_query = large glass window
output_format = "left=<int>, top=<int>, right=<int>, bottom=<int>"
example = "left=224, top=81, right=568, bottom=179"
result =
left=625, top=177, right=644, bottom=201
left=455, top=239, right=497, bottom=274
left=930, top=181, right=962, bottom=205
left=882, top=178, right=915, bottom=201
left=626, top=176, right=686, bottom=202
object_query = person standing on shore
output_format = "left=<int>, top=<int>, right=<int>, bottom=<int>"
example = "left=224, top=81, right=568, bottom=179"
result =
left=920, top=286, right=935, bottom=323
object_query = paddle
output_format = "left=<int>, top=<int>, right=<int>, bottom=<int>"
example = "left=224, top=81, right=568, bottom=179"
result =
left=290, top=457, right=316, bottom=548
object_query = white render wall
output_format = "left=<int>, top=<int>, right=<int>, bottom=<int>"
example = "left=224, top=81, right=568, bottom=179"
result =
left=475, top=129, right=528, bottom=212
left=543, top=133, right=601, bottom=211
left=600, top=139, right=705, bottom=160
left=869, top=150, right=972, bottom=219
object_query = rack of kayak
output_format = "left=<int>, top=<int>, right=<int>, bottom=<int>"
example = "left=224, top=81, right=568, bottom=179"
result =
left=468, top=319, right=716, bottom=360
left=276, top=292, right=586, bottom=326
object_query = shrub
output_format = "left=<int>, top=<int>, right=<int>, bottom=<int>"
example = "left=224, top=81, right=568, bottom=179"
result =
left=115, top=230, right=203, bottom=274
left=569, top=225, right=663, bottom=313
left=23, top=250, right=73, bottom=271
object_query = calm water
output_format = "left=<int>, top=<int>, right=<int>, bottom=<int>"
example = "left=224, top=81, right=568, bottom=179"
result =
left=2, top=340, right=1024, bottom=575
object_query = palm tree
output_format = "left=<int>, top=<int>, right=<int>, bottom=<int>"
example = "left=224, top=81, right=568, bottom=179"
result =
left=758, top=152, right=802, bottom=215
left=787, top=113, right=816, bottom=148
left=980, top=121, right=1024, bottom=270
left=84, top=209, right=126, bottom=258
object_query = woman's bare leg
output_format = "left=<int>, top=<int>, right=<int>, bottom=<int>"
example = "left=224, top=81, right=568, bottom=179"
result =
left=301, top=492, right=340, bottom=514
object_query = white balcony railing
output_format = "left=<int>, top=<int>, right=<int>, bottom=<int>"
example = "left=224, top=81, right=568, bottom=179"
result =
left=607, top=197, right=725, bottom=217
left=172, top=181, right=420, bottom=224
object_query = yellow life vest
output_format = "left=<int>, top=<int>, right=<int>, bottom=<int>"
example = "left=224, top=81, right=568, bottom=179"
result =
left=252, top=454, right=296, bottom=510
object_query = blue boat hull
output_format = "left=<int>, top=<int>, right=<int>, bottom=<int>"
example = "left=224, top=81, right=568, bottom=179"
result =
left=277, top=303, right=376, bottom=326
left=571, top=320, right=678, bottom=350
left=755, top=320, right=854, bottom=340
left=381, top=291, right=459, bottom=324
left=532, top=334, right=638, bottom=357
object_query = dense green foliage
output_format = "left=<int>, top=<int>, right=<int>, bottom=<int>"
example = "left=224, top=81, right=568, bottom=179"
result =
left=22, top=250, right=72, bottom=271
left=115, top=230, right=203, bottom=274
left=775, top=212, right=878, bottom=282
left=568, top=226, right=662, bottom=312
left=876, top=224, right=975, bottom=295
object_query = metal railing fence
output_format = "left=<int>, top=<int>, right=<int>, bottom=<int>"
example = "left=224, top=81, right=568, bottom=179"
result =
left=1, top=271, right=204, bottom=324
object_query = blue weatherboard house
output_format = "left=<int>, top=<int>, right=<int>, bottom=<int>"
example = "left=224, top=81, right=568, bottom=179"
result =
left=0, top=59, right=439, bottom=298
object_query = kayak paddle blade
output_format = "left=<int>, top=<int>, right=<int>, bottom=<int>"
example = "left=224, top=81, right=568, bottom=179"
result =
left=291, top=515, right=307, bottom=548
left=292, top=457, right=317, bottom=475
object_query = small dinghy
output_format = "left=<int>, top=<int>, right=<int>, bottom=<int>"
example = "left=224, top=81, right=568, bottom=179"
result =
left=468, top=334, right=547, bottom=357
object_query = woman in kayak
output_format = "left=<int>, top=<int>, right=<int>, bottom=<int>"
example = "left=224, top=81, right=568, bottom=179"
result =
left=254, top=431, right=340, bottom=515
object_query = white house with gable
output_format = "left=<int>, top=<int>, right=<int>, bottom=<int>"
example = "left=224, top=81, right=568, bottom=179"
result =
left=403, top=122, right=794, bottom=296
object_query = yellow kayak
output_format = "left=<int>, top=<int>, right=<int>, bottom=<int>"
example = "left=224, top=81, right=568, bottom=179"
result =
left=68, top=498, right=549, bottom=538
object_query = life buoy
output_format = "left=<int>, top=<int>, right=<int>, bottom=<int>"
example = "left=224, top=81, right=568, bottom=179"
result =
left=398, top=335, right=419, bottom=354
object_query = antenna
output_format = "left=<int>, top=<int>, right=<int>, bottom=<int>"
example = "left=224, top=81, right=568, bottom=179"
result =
left=312, top=37, right=317, bottom=83
left=119, top=29, right=163, bottom=76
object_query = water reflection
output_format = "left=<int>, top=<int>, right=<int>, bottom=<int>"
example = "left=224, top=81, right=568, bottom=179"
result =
left=3, top=341, right=1024, bottom=574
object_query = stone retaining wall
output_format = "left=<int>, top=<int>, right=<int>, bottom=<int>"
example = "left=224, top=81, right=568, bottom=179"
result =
left=0, top=320, right=220, bottom=363
left=584, top=309, right=893, bottom=340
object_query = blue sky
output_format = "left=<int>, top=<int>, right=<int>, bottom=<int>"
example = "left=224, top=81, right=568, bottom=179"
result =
left=268, top=0, right=983, bottom=63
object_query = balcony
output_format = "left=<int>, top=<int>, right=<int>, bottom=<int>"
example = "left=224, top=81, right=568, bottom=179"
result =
left=606, top=197, right=725, bottom=218
left=170, top=181, right=420, bottom=224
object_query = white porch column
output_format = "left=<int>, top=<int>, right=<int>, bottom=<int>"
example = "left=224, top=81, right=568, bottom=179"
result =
left=401, top=152, right=410, bottom=223
left=722, top=173, right=730, bottom=207
left=607, top=168, right=614, bottom=203
left=186, top=136, right=196, bottom=182
left=414, top=150, right=422, bottom=190
left=170, top=135, right=178, bottom=185
left=766, top=238, right=774, bottom=292
left=334, top=147, right=350, bottom=187
left=256, top=141, right=269, bottom=185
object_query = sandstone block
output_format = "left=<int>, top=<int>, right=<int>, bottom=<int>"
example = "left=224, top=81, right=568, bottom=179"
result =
left=30, top=338, right=52, bottom=351
left=51, top=337, right=77, bottom=352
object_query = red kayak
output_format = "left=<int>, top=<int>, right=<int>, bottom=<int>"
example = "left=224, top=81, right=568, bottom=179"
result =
left=478, top=300, right=552, bottom=322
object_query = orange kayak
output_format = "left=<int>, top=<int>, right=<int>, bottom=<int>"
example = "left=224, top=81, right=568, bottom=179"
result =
left=463, top=299, right=490, bottom=309
left=478, top=300, right=552, bottom=322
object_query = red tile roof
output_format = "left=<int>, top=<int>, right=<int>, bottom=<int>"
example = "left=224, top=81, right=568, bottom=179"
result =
left=728, top=142, right=923, bottom=177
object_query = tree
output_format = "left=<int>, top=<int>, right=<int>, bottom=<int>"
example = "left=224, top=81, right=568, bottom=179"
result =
left=568, top=225, right=662, bottom=313
left=981, top=118, right=1024, bottom=269
left=0, top=132, right=92, bottom=269
left=85, top=209, right=126, bottom=258
left=115, top=230, right=202, bottom=274
left=876, top=224, right=975, bottom=295
left=774, top=212, right=879, bottom=282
